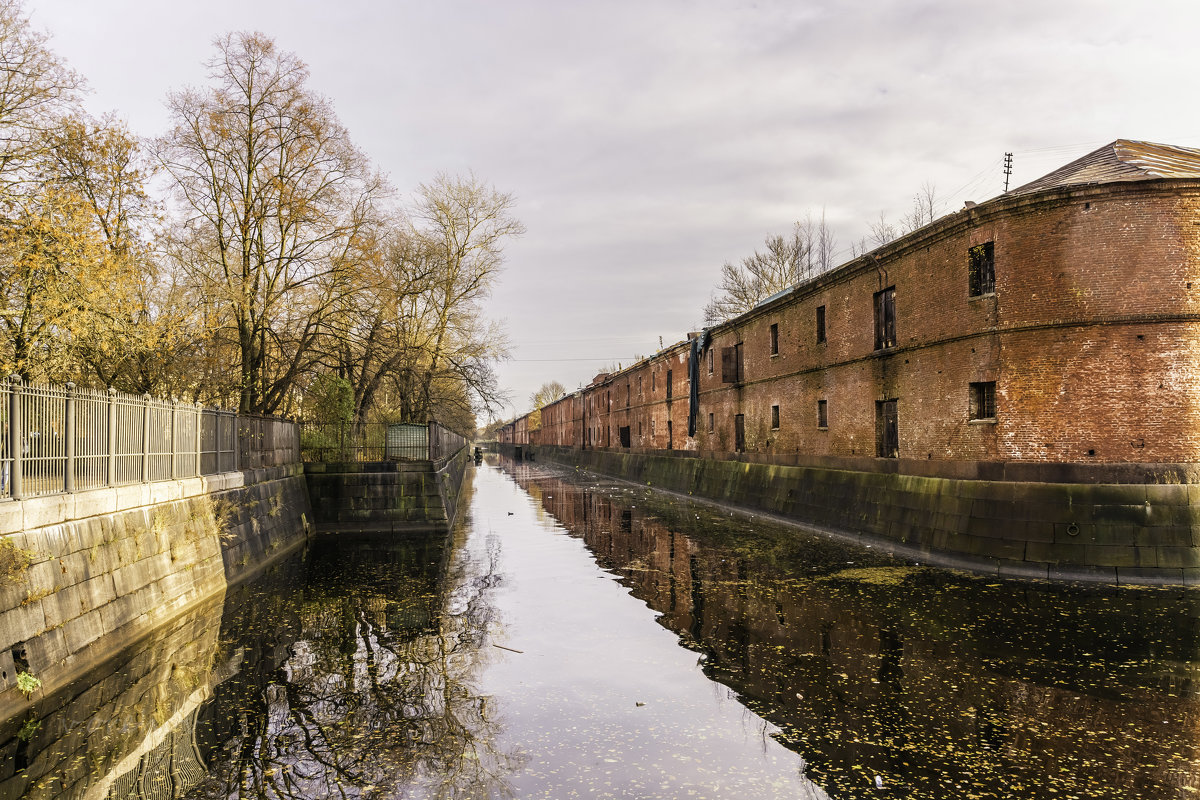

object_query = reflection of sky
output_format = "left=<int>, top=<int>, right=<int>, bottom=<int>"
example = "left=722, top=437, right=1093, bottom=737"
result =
left=467, top=463, right=830, bottom=798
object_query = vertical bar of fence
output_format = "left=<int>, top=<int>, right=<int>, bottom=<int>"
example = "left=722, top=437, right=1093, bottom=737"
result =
left=232, top=413, right=240, bottom=472
left=140, top=393, right=151, bottom=483
left=9, top=375, right=21, bottom=500
left=64, top=382, right=75, bottom=493
left=106, top=388, right=117, bottom=487
left=194, top=402, right=202, bottom=477
left=169, top=400, right=177, bottom=480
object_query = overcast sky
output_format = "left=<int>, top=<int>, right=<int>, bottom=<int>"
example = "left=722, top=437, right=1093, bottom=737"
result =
left=26, top=0, right=1200, bottom=421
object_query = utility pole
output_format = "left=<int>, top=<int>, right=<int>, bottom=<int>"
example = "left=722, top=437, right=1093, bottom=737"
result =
left=1003, top=152, right=1014, bottom=193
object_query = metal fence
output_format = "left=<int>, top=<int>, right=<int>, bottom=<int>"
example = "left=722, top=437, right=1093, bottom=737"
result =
left=0, top=377, right=300, bottom=501
left=300, top=421, right=467, bottom=465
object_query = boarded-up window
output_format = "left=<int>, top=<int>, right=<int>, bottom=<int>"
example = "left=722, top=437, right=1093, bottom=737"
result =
left=876, top=399, right=898, bottom=458
left=969, top=242, right=995, bottom=296
left=874, top=287, right=896, bottom=350
left=721, top=344, right=744, bottom=383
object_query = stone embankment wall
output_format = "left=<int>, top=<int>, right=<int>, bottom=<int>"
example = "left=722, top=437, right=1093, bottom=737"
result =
left=527, top=445, right=1200, bottom=585
left=0, top=465, right=311, bottom=723
left=304, top=447, right=470, bottom=533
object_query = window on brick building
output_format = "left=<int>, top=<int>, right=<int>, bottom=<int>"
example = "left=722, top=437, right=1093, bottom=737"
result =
left=770, top=323, right=779, bottom=355
left=771, top=404, right=780, bottom=429
left=638, top=375, right=642, bottom=397
left=708, top=349, right=714, bottom=374
left=721, top=344, right=744, bottom=383
left=652, top=371, right=656, bottom=392
left=626, top=383, right=630, bottom=408
left=874, top=287, right=896, bottom=350
left=666, top=369, right=673, bottom=399
left=817, top=399, right=828, bottom=429
left=734, top=414, right=745, bottom=452
left=970, top=381, right=996, bottom=421
left=816, top=305, right=826, bottom=343
left=876, top=399, right=898, bottom=458
left=969, top=241, right=995, bottom=296
left=708, top=412, right=714, bottom=432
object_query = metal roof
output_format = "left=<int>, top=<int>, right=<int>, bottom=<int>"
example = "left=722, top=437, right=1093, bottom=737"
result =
left=1012, top=139, right=1200, bottom=195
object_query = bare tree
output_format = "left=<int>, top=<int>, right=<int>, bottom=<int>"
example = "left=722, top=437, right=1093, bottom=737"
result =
left=157, top=32, right=386, bottom=414
left=900, top=181, right=939, bottom=233
left=703, top=214, right=836, bottom=325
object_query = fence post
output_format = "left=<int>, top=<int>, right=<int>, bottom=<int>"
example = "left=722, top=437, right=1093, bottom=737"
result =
left=9, top=375, right=21, bottom=501
left=141, top=393, right=151, bottom=483
left=106, top=387, right=117, bottom=486
left=169, top=399, right=177, bottom=480
left=64, top=382, right=75, bottom=493
left=232, top=413, right=239, bottom=472
left=194, top=402, right=202, bottom=477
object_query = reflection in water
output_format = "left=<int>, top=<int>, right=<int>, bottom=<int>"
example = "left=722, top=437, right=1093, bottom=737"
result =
left=504, top=457, right=1200, bottom=799
left=9, top=457, right=1198, bottom=798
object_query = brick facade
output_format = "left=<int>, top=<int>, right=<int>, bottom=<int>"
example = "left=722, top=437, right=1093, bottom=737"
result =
left=516, top=176, right=1200, bottom=482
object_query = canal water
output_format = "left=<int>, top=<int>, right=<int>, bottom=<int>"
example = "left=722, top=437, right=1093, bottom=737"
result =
left=4, top=457, right=1200, bottom=799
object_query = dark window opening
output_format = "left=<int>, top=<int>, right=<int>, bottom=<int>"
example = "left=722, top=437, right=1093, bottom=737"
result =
left=970, top=381, right=996, bottom=420
left=874, top=287, right=896, bottom=350
left=626, top=383, right=630, bottom=408
left=817, top=399, right=828, bottom=429
left=707, top=349, right=714, bottom=374
left=734, top=414, right=745, bottom=452
left=816, top=305, right=826, bottom=344
left=769, top=323, right=779, bottom=355
left=771, top=404, right=780, bottom=429
left=708, top=412, right=714, bottom=432
left=667, top=420, right=674, bottom=449
left=721, top=343, right=744, bottom=383
left=666, top=369, right=673, bottom=400
left=876, top=399, right=898, bottom=458
left=652, top=372, right=656, bottom=392
left=619, top=426, right=631, bottom=448
left=969, top=241, right=995, bottom=296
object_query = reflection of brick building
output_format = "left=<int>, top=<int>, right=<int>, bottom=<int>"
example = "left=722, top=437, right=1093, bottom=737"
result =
left=509, top=464, right=1200, bottom=799
left=506, top=142, right=1200, bottom=581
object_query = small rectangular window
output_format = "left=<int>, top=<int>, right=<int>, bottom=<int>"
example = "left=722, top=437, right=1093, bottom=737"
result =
left=769, top=323, right=779, bottom=355
left=816, top=305, right=826, bottom=343
left=874, top=287, right=896, bottom=350
left=707, top=349, right=714, bottom=374
left=708, top=412, right=714, bottom=432
left=817, top=399, right=828, bottom=429
left=771, top=404, right=780, bottom=429
left=652, top=371, right=656, bottom=392
left=734, top=414, right=745, bottom=452
left=876, top=399, right=898, bottom=458
left=638, top=375, right=642, bottom=397
left=970, top=381, right=996, bottom=420
left=626, top=383, right=631, bottom=407
left=969, top=241, right=995, bottom=296
left=666, top=369, right=673, bottom=399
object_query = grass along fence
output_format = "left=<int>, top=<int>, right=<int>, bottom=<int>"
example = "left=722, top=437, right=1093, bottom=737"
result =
left=1, top=376, right=299, bottom=501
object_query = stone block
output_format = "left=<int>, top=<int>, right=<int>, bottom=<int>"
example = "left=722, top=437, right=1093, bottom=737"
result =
left=149, top=481, right=182, bottom=505
left=21, top=495, right=70, bottom=530
left=71, top=488, right=117, bottom=520
left=24, top=625, right=68, bottom=672
left=0, top=504, right=21, bottom=537
left=1118, top=566, right=1185, bottom=585
left=0, top=603, right=46, bottom=651
left=1048, top=564, right=1118, bottom=583
left=1155, top=546, right=1200, bottom=569
left=40, top=584, right=84, bottom=630
left=996, top=559, right=1049, bottom=580
left=114, top=483, right=150, bottom=510
left=62, top=608, right=106, bottom=654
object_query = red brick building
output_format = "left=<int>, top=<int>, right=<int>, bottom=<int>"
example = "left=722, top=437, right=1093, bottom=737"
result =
left=527, top=140, right=1200, bottom=480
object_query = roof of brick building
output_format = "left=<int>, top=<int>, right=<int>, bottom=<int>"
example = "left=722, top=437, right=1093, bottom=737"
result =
left=1012, top=139, right=1200, bottom=195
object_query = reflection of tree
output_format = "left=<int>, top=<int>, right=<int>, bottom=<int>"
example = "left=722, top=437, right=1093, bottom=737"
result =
left=185, top=530, right=519, bottom=799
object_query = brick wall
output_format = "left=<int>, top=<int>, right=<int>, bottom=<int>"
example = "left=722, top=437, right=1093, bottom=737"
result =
left=528, top=179, right=1200, bottom=478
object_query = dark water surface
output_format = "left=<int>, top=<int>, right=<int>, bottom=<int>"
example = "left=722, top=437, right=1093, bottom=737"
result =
left=5, top=458, right=1200, bottom=798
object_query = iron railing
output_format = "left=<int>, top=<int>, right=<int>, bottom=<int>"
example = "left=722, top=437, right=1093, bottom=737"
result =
left=300, top=421, right=467, bottom=465
left=0, top=377, right=300, bottom=501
